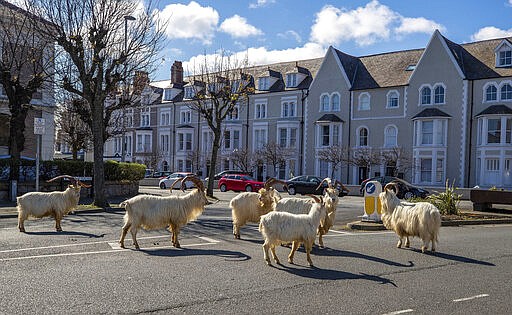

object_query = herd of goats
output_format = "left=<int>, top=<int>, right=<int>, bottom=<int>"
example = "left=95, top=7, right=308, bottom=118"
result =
left=14, top=174, right=441, bottom=267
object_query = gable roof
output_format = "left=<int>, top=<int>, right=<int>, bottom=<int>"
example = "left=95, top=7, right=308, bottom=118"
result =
left=475, top=104, right=512, bottom=117
left=315, top=113, right=344, bottom=123
left=412, top=108, right=451, bottom=120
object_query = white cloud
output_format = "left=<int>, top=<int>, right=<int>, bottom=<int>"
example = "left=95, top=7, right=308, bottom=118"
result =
left=309, top=0, right=445, bottom=47
left=182, top=43, right=326, bottom=74
left=249, top=0, right=276, bottom=9
left=156, top=1, right=219, bottom=45
left=219, top=15, right=263, bottom=38
left=277, top=30, right=302, bottom=43
left=396, top=17, right=445, bottom=35
left=471, top=26, right=512, bottom=41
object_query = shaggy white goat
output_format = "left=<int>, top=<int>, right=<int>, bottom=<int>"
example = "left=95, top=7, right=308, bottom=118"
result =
left=274, top=178, right=348, bottom=247
left=119, top=175, right=208, bottom=249
left=379, top=182, right=441, bottom=253
left=259, top=195, right=326, bottom=267
left=17, top=175, right=91, bottom=232
left=229, top=178, right=284, bottom=239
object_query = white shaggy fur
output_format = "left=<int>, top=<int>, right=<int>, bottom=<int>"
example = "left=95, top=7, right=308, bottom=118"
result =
left=379, top=183, right=441, bottom=253
left=259, top=196, right=326, bottom=266
left=230, top=184, right=282, bottom=239
left=119, top=176, right=208, bottom=249
left=17, top=176, right=90, bottom=232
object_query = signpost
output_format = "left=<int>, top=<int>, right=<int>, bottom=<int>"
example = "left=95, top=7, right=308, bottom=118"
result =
left=34, top=118, right=45, bottom=192
left=362, top=180, right=382, bottom=222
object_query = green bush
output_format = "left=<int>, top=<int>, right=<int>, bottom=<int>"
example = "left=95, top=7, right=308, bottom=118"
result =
left=104, top=160, right=145, bottom=181
left=426, top=179, right=461, bottom=215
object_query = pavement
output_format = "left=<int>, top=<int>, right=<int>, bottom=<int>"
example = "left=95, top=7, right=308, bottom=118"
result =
left=2, top=193, right=512, bottom=230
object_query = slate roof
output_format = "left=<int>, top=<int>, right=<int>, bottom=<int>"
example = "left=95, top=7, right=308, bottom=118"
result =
left=315, top=113, right=344, bottom=123
left=411, top=108, right=452, bottom=120
left=475, top=104, right=512, bottom=117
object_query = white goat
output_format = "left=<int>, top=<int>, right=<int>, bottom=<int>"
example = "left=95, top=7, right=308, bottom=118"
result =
left=119, top=175, right=208, bottom=249
left=379, top=182, right=441, bottom=253
left=275, top=178, right=348, bottom=247
left=259, top=195, right=326, bottom=267
left=230, top=178, right=284, bottom=239
left=17, top=175, right=91, bottom=232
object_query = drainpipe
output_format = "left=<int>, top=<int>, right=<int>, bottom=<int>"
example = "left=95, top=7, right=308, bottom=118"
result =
left=245, top=94, right=250, bottom=152
left=347, top=90, right=352, bottom=184
left=171, top=103, right=176, bottom=172
left=300, top=88, right=309, bottom=175
left=467, top=80, right=474, bottom=188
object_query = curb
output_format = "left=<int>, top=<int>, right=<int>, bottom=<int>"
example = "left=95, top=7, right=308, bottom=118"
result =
left=347, top=218, right=512, bottom=231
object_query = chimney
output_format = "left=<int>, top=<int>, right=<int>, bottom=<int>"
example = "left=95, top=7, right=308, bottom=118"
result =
left=132, top=71, right=149, bottom=94
left=171, top=61, right=183, bottom=84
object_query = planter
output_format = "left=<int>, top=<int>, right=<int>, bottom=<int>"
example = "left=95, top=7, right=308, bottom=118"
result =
left=469, top=189, right=512, bottom=211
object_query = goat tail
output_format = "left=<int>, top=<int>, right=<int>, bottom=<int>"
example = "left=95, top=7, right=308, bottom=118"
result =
left=119, top=201, right=128, bottom=208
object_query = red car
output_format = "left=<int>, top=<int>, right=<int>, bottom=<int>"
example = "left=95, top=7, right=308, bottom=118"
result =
left=218, top=174, right=265, bottom=192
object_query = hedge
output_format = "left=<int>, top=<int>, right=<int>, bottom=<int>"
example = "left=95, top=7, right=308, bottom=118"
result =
left=0, top=158, right=146, bottom=182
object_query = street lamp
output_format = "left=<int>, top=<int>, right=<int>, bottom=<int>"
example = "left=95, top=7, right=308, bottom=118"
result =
left=121, top=15, right=136, bottom=162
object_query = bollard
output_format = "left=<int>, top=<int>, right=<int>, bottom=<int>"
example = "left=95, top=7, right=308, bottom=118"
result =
left=362, top=180, right=382, bottom=222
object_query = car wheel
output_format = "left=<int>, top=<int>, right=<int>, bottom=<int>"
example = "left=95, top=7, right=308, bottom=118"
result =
left=288, top=186, right=296, bottom=195
left=245, top=185, right=253, bottom=192
left=404, top=191, right=414, bottom=199
left=220, top=184, right=227, bottom=192
left=159, top=182, right=166, bottom=189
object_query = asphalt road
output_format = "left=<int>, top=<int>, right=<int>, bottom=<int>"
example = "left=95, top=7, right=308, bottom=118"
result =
left=0, top=190, right=511, bottom=314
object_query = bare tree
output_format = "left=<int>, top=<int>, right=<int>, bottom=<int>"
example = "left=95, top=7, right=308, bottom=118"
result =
left=380, top=146, right=413, bottom=178
left=55, top=97, right=92, bottom=160
left=185, top=52, right=254, bottom=196
left=317, top=144, right=348, bottom=179
left=0, top=1, right=54, bottom=181
left=26, top=0, right=166, bottom=206
left=347, top=147, right=381, bottom=174
left=229, top=148, right=254, bottom=174
left=256, top=141, right=293, bottom=179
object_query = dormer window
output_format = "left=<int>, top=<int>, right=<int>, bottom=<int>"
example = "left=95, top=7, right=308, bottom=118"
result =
left=258, top=77, right=269, bottom=90
left=163, top=88, right=173, bottom=101
left=184, top=86, right=195, bottom=99
left=499, top=50, right=512, bottom=67
left=286, top=73, right=297, bottom=87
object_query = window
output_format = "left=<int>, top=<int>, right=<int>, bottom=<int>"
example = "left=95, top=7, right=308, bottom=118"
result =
left=486, top=85, right=497, bottom=101
left=421, top=121, right=433, bottom=145
left=279, top=128, right=287, bottom=148
left=180, top=110, right=191, bottom=124
left=140, top=108, right=150, bottom=127
left=486, top=159, right=500, bottom=171
left=421, top=86, right=431, bottom=105
left=202, top=130, right=213, bottom=152
left=387, top=91, right=399, bottom=108
left=434, top=85, right=445, bottom=104
left=160, top=134, right=169, bottom=152
left=178, top=132, right=192, bottom=151
left=184, top=86, right=195, bottom=99
left=384, top=126, right=397, bottom=147
left=507, top=118, right=512, bottom=143
left=224, top=130, right=231, bottom=149
left=358, top=93, right=370, bottom=110
left=255, top=102, right=267, bottom=119
left=420, top=158, right=432, bottom=182
left=331, top=94, right=340, bottom=111
left=163, top=89, right=173, bottom=101
left=499, top=50, right=512, bottom=66
left=436, top=158, right=444, bottom=183
left=278, top=127, right=298, bottom=148
left=231, top=80, right=240, bottom=93
left=258, top=77, right=269, bottom=90
left=358, top=127, right=368, bottom=146
left=332, top=125, right=339, bottom=146
left=319, top=160, right=329, bottom=178
left=233, top=130, right=240, bottom=149
left=321, top=95, right=329, bottom=112
left=290, top=128, right=297, bottom=148
left=322, top=125, right=330, bottom=146
left=286, top=73, right=297, bottom=87
left=501, top=84, right=512, bottom=100
left=254, top=128, right=267, bottom=149
left=227, top=106, right=239, bottom=120
left=487, top=118, right=501, bottom=143
left=136, top=134, right=151, bottom=152
left=160, top=112, right=170, bottom=126
left=281, top=101, right=296, bottom=117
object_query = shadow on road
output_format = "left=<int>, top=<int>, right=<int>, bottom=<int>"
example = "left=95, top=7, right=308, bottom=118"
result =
left=315, top=247, right=414, bottom=267
left=406, top=248, right=495, bottom=266
left=23, top=231, right=106, bottom=238
left=141, top=247, right=251, bottom=261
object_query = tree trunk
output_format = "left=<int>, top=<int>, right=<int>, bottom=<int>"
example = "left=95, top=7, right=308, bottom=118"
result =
left=8, top=103, right=27, bottom=181
left=206, top=130, right=222, bottom=197
left=91, top=100, right=109, bottom=208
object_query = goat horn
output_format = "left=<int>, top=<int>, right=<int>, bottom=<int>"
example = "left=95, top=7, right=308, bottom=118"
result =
left=264, top=177, right=276, bottom=190
left=384, top=182, right=399, bottom=194
left=315, top=178, right=330, bottom=191
left=169, top=177, right=184, bottom=192
left=76, top=179, right=92, bottom=188
left=182, top=175, right=204, bottom=191
left=335, top=180, right=349, bottom=193
left=46, top=175, right=77, bottom=185
left=306, top=194, right=322, bottom=203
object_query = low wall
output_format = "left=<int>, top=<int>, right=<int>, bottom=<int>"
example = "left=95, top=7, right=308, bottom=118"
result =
left=0, top=180, right=139, bottom=201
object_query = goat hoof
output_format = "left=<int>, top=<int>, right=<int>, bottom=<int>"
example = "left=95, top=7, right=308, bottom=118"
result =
left=19, top=228, right=25, bottom=233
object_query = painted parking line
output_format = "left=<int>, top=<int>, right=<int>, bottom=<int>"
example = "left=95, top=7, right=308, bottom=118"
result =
left=453, top=294, right=489, bottom=302
left=382, top=309, right=414, bottom=315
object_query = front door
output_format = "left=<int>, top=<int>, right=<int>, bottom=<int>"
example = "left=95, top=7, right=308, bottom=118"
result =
left=358, top=167, right=368, bottom=184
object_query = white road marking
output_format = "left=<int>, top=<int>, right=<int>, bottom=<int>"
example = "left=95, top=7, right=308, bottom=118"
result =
left=382, top=309, right=414, bottom=315
left=453, top=294, right=489, bottom=302
left=196, top=236, right=220, bottom=243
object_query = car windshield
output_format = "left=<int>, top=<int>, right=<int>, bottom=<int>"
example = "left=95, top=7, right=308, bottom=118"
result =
left=241, top=175, right=256, bottom=181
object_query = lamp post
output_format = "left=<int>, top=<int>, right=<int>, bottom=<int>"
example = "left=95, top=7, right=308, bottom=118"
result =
left=121, top=15, right=136, bottom=162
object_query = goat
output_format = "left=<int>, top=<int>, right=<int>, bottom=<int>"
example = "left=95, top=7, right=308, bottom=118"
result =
left=259, top=195, right=326, bottom=266
left=17, top=175, right=91, bottom=232
left=229, top=178, right=285, bottom=239
left=379, top=182, right=441, bottom=253
left=119, top=175, right=208, bottom=249
left=274, top=178, right=347, bottom=247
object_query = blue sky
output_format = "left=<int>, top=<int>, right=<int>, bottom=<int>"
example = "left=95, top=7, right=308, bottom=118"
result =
left=150, top=0, right=512, bottom=81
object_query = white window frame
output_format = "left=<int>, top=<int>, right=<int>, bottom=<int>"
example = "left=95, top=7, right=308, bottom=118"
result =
left=414, top=119, right=448, bottom=147
left=500, top=82, right=512, bottom=101
left=255, top=99, right=267, bottom=119
left=419, top=84, right=432, bottom=105
left=136, top=131, right=152, bottom=153
left=320, top=93, right=330, bottom=112
left=358, top=92, right=371, bottom=111
left=433, top=84, right=446, bottom=105
left=281, top=100, right=297, bottom=118
left=177, top=131, right=193, bottom=151
left=384, top=125, right=398, bottom=147
left=184, top=86, right=195, bottom=99
left=140, top=108, right=150, bottom=127
left=180, top=109, right=192, bottom=124
left=331, top=92, right=340, bottom=111
left=258, top=77, right=270, bottom=90
left=316, top=123, right=342, bottom=148
left=483, top=82, right=498, bottom=103
left=386, top=90, right=399, bottom=108
left=253, top=125, right=268, bottom=151
left=356, top=126, right=369, bottom=147
left=286, top=73, right=297, bottom=88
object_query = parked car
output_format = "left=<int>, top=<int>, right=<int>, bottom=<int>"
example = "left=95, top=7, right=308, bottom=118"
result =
left=144, top=169, right=154, bottom=178
left=159, top=172, right=196, bottom=189
left=284, top=175, right=348, bottom=197
left=359, top=176, right=429, bottom=199
left=218, top=174, right=264, bottom=192
left=152, top=171, right=171, bottom=178
left=205, top=170, right=252, bottom=182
